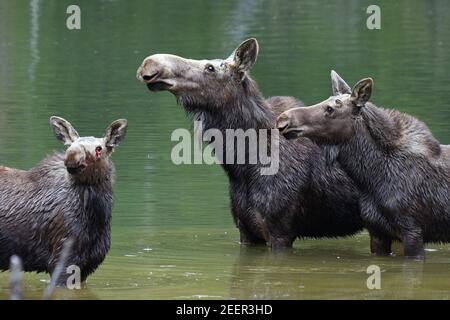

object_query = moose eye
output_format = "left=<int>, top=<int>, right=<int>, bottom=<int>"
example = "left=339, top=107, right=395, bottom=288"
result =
left=326, top=106, right=334, bottom=114
left=206, top=64, right=215, bottom=72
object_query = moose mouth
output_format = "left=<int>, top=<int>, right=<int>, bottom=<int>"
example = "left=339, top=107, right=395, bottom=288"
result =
left=146, top=81, right=173, bottom=92
left=277, top=122, right=304, bottom=140
left=142, top=72, right=173, bottom=92
left=66, top=164, right=87, bottom=175
left=282, top=129, right=304, bottom=140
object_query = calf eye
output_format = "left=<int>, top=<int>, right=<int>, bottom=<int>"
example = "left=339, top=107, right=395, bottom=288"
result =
left=326, top=106, right=334, bottom=114
left=206, top=64, right=215, bottom=72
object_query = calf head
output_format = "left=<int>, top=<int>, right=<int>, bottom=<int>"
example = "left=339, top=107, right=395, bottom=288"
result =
left=276, top=71, right=373, bottom=143
left=49, top=117, right=128, bottom=176
left=136, top=38, right=259, bottom=110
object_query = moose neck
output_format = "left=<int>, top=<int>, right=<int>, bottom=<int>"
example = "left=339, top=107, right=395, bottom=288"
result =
left=181, top=77, right=275, bottom=132
left=359, top=104, right=402, bottom=149
left=178, top=76, right=277, bottom=178
left=29, top=152, right=114, bottom=229
left=71, top=159, right=114, bottom=187
left=336, top=104, right=401, bottom=193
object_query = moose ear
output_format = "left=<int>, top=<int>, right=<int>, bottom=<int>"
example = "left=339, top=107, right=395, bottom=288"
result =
left=351, top=78, right=373, bottom=107
left=104, top=119, right=128, bottom=148
left=228, top=38, right=259, bottom=73
left=331, top=70, right=351, bottom=95
left=49, top=116, right=80, bottom=145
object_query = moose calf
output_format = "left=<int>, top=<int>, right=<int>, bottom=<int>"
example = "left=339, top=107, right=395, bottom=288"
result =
left=277, top=71, right=450, bottom=257
left=0, top=116, right=127, bottom=284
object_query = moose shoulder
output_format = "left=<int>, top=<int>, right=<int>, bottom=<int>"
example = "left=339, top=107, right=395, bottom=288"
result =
left=277, top=71, right=450, bottom=257
left=137, top=39, right=364, bottom=249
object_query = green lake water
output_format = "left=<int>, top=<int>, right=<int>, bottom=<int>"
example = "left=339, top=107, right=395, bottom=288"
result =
left=0, top=0, right=450, bottom=299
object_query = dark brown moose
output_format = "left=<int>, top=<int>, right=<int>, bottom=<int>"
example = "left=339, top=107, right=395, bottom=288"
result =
left=277, top=70, right=450, bottom=257
left=0, top=117, right=128, bottom=284
left=137, top=39, right=365, bottom=249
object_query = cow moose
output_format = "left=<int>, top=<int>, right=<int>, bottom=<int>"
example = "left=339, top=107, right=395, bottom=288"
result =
left=137, top=39, right=365, bottom=249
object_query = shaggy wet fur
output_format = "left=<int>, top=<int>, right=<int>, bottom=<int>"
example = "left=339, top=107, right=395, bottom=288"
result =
left=335, top=104, right=450, bottom=255
left=178, top=76, right=363, bottom=247
left=0, top=152, right=113, bottom=283
left=138, top=40, right=364, bottom=248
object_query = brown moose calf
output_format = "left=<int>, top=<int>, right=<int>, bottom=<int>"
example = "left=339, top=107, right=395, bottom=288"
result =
left=277, top=71, right=450, bottom=257
left=0, top=117, right=127, bottom=284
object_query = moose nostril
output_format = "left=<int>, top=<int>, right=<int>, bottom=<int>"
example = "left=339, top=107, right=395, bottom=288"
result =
left=276, top=118, right=289, bottom=131
left=278, top=123, right=288, bottom=132
left=66, top=163, right=86, bottom=175
left=142, top=72, right=159, bottom=82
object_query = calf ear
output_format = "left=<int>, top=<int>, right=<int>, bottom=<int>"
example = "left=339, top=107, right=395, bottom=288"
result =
left=331, top=70, right=351, bottom=95
left=229, top=38, right=259, bottom=74
left=351, top=78, right=373, bottom=107
left=49, top=116, right=79, bottom=145
left=104, top=119, right=128, bottom=148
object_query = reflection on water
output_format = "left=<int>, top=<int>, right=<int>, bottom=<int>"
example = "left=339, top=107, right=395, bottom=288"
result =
left=229, top=239, right=446, bottom=300
left=28, top=0, right=40, bottom=83
left=0, top=0, right=450, bottom=299
left=2, top=229, right=449, bottom=300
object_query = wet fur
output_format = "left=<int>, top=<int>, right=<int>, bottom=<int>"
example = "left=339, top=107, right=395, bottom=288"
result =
left=333, top=103, right=450, bottom=254
left=179, top=76, right=363, bottom=247
left=0, top=152, right=113, bottom=283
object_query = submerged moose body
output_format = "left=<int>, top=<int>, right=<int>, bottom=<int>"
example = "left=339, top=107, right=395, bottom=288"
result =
left=137, top=39, right=364, bottom=248
left=277, top=71, right=450, bottom=257
left=0, top=117, right=128, bottom=283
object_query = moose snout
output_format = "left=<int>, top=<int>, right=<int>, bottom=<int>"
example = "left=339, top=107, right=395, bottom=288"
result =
left=64, top=150, right=86, bottom=175
left=276, top=110, right=306, bottom=140
left=137, top=55, right=176, bottom=92
left=137, top=56, right=161, bottom=83
left=276, top=113, right=292, bottom=133
left=138, top=67, right=159, bottom=84
left=142, top=72, right=158, bottom=82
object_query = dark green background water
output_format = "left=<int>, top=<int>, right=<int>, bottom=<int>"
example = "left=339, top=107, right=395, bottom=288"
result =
left=0, top=0, right=449, bottom=299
